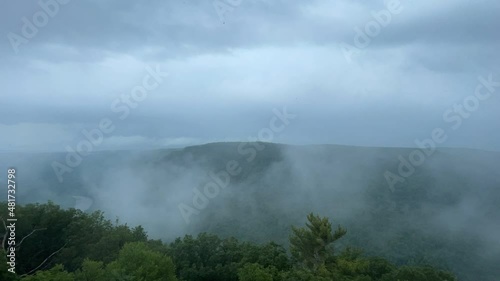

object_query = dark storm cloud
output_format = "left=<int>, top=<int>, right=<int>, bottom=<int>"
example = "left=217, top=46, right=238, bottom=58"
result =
left=0, top=0, right=499, bottom=151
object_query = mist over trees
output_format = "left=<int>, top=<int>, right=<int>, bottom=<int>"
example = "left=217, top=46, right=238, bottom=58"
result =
left=2, top=0, right=499, bottom=279
left=1, top=202, right=457, bottom=281
left=1, top=143, right=499, bottom=280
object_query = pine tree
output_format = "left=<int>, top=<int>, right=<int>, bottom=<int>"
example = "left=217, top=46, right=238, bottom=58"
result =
left=289, top=213, right=347, bottom=271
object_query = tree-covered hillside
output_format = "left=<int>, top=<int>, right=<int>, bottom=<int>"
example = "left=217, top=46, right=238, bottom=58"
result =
left=1, top=142, right=499, bottom=280
left=1, top=202, right=456, bottom=280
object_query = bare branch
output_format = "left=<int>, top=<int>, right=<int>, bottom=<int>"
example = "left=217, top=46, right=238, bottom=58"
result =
left=16, top=228, right=47, bottom=250
left=0, top=217, right=7, bottom=251
left=20, top=243, right=67, bottom=277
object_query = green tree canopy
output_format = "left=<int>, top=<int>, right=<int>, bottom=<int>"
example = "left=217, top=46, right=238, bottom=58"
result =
left=290, top=213, right=347, bottom=270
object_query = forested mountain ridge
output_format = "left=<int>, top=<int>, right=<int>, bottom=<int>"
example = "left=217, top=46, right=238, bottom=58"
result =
left=1, top=142, right=499, bottom=280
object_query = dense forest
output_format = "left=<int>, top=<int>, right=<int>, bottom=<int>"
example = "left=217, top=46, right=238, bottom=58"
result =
left=2, top=143, right=499, bottom=280
left=1, top=202, right=457, bottom=280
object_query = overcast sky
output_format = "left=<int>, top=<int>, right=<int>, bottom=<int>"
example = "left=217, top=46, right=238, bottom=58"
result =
left=1, top=0, right=499, bottom=152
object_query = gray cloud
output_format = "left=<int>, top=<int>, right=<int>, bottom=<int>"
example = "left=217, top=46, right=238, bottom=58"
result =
left=1, top=0, right=499, bottom=151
